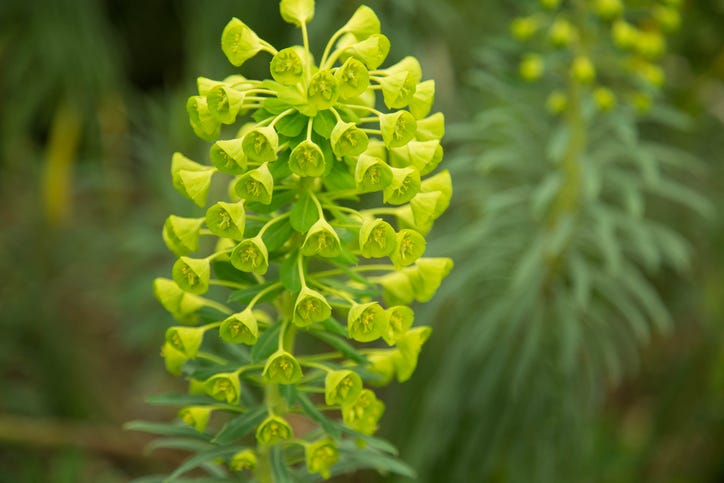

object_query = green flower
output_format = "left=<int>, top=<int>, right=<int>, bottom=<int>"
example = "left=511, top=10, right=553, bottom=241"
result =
left=343, top=33, right=390, bottom=69
left=301, top=219, right=341, bottom=258
left=186, top=96, right=221, bottom=141
left=229, top=449, right=257, bottom=472
left=221, top=17, right=263, bottom=67
left=256, top=415, right=293, bottom=445
left=340, top=5, right=380, bottom=39
left=336, top=57, right=370, bottom=99
left=270, top=46, right=305, bottom=85
left=415, top=112, right=445, bottom=141
left=231, top=237, right=269, bottom=274
left=393, top=326, right=432, bottom=382
left=165, top=326, right=204, bottom=359
left=382, top=305, right=414, bottom=346
left=383, top=166, right=421, bottom=205
left=342, top=389, right=385, bottom=435
left=348, top=302, right=388, bottom=342
left=293, top=287, right=332, bottom=326
left=307, top=70, right=339, bottom=111
left=172, top=256, right=210, bottom=294
left=205, top=372, right=241, bottom=404
left=153, top=277, right=206, bottom=324
left=242, top=126, right=279, bottom=162
left=161, top=342, right=188, bottom=376
left=163, top=215, right=203, bottom=256
left=408, top=257, right=454, bottom=302
left=171, top=152, right=216, bottom=207
left=207, top=84, right=245, bottom=124
left=235, top=163, right=274, bottom=204
left=178, top=406, right=213, bottom=432
left=209, top=138, right=247, bottom=175
left=409, top=79, right=435, bottom=119
left=306, top=439, right=339, bottom=479
left=355, top=154, right=393, bottom=193
left=325, top=369, right=363, bottom=406
left=390, top=229, right=426, bottom=268
left=206, top=201, right=245, bottom=240
left=289, top=140, right=326, bottom=177
left=219, top=310, right=259, bottom=345
left=330, top=120, right=369, bottom=158
left=359, top=218, right=396, bottom=258
left=279, top=0, right=315, bottom=26
left=379, top=111, right=417, bottom=148
left=263, top=350, right=304, bottom=384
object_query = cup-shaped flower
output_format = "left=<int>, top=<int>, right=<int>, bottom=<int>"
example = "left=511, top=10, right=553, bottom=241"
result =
left=293, top=286, right=332, bottom=326
left=390, top=229, right=426, bottom=268
left=162, top=341, right=188, bottom=376
left=242, top=126, right=279, bottom=163
left=163, top=215, right=203, bottom=256
left=306, top=439, right=339, bottom=479
left=289, top=140, right=326, bottom=177
left=229, top=449, right=257, bottom=472
left=393, top=326, right=431, bottom=382
left=415, top=112, right=445, bottom=141
left=171, top=152, right=216, bottom=207
left=204, top=372, right=241, bottom=404
left=355, top=154, right=393, bottom=193
left=186, top=96, right=221, bottom=141
left=340, top=5, right=380, bottom=39
left=220, top=310, right=259, bottom=345
left=153, top=278, right=206, bottom=324
left=165, top=326, right=204, bottom=359
left=409, top=257, right=454, bottom=303
left=373, top=271, right=415, bottom=306
left=379, top=111, right=417, bottom=148
left=336, top=57, right=370, bottom=99
left=221, top=18, right=263, bottom=67
left=231, top=237, right=269, bottom=274
left=389, top=139, right=441, bottom=174
left=307, top=70, right=339, bottom=111
left=420, top=169, right=452, bottom=212
left=263, top=350, right=304, bottom=384
left=341, top=389, right=385, bottom=435
left=301, top=219, right=342, bottom=258
left=383, top=166, right=421, bottom=205
left=409, top=80, right=435, bottom=119
left=206, top=201, right=245, bottom=240
left=207, top=84, right=245, bottom=124
left=279, top=0, right=314, bottom=26
left=343, top=33, right=390, bottom=70
left=571, top=56, right=596, bottom=84
left=410, top=191, right=447, bottom=228
left=270, top=46, right=305, bottom=85
left=210, top=138, right=247, bottom=175
left=331, top=121, right=369, bottom=158
left=359, top=218, right=396, bottom=258
left=325, top=369, right=363, bottom=406
left=235, top=163, right=274, bottom=205
left=382, top=305, right=414, bottom=346
left=172, top=256, right=210, bottom=294
left=348, top=302, right=388, bottom=342
left=178, top=405, right=212, bottom=432
left=256, top=415, right=294, bottom=445
left=378, top=70, right=417, bottom=110
left=366, top=351, right=395, bottom=386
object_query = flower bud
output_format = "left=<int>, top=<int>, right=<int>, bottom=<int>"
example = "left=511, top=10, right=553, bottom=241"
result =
left=511, top=16, right=539, bottom=41
left=342, top=389, right=384, bottom=435
left=343, top=34, right=390, bottom=70
left=293, top=286, right=332, bottom=326
left=210, top=138, right=247, bottom=175
left=379, top=70, right=417, bottom=110
left=383, top=166, right=421, bottom=205
left=206, top=201, right=245, bottom=239
left=355, top=154, right=393, bottom=193
left=409, top=257, right=454, bottom=302
left=231, top=237, right=269, bottom=274
left=263, top=350, right=303, bottom=384
left=389, top=139, right=441, bottom=174
left=235, top=163, right=274, bottom=205
left=172, top=256, right=211, bottom=294
left=163, top=215, right=203, bottom=256
left=221, top=18, right=263, bottom=67
left=153, top=278, right=206, bottom=324
left=348, top=302, right=388, bottom=342
left=571, top=56, right=596, bottom=84
left=178, top=406, right=212, bottom=432
left=165, top=326, right=204, bottom=359
left=162, top=341, right=188, bottom=376
left=171, top=152, right=216, bottom=207
left=186, top=96, right=221, bottom=141
left=410, top=191, right=446, bottom=228
left=325, top=369, right=363, bottom=406
left=359, top=218, right=396, bottom=258
left=340, top=5, right=380, bottom=40
left=205, top=372, right=241, bottom=404
left=289, top=140, right=326, bottom=177
left=519, top=54, right=544, bottom=82
left=279, top=0, right=315, bottom=26
left=242, top=126, right=279, bottom=162
left=207, top=84, right=245, bottom=124
left=331, top=121, right=369, bottom=157
left=220, top=310, right=259, bottom=345
left=393, top=326, right=431, bottom=382
left=420, top=169, right=452, bottom=213
left=229, top=449, right=257, bottom=472
left=270, top=46, right=305, bottom=85
left=379, top=111, right=417, bottom=148
left=301, top=219, right=342, bottom=258
left=409, top=80, right=435, bottom=119
left=390, top=229, right=426, bottom=268
left=415, top=112, right=445, bottom=142
left=256, top=415, right=293, bottom=445
left=383, top=306, right=414, bottom=346
left=306, top=439, right=339, bottom=479
left=336, top=57, right=370, bottom=99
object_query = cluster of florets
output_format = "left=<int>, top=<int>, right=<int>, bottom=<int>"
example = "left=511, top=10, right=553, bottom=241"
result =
left=511, top=0, right=682, bottom=113
left=153, top=0, right=451, bottom=478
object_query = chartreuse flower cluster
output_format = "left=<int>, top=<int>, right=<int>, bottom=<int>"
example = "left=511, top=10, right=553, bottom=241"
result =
left=512, top=0, right=682, bottom=113
left=151, top=0, right=451, bottom=480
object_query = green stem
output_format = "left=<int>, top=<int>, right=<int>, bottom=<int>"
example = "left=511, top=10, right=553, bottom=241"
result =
left=257, top=212, right=291, bottom=238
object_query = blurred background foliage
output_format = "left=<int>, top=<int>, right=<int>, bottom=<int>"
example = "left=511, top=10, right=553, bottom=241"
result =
left=0, top=0, right=722, bottom=482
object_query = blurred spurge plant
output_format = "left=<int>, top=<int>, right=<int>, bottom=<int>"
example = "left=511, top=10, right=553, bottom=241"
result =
left=129, top=1, right=451, bottom=481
